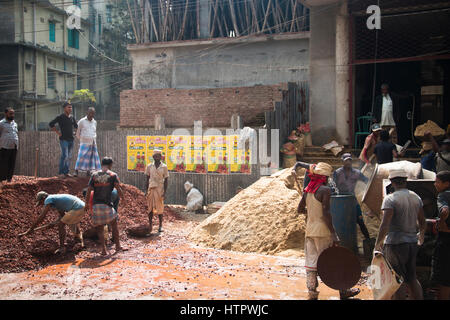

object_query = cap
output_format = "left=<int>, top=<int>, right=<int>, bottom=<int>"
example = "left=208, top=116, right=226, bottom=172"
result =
left=35, top=191, right=48, bottom=205
left=153, top=148, right=162, bottom=155
left=62, top=101, right=71, bottom=108
left=388, top=169, right=408, bottom=179
left=184, top=181, right=193, bottom=193
left=371, top=123, right=382, bottom=132
left=311, top=162, right=333, bottom=177
left=341, top=153, right=352, bottom=161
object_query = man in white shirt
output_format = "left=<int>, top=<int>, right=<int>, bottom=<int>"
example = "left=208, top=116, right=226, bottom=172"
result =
left=74, top=107, right=101, bottom=176
left=374, top=84, right=399, bottom=144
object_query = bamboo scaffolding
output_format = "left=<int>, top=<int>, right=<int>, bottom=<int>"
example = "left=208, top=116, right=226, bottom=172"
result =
left=130, top=0, right=308, bottom=43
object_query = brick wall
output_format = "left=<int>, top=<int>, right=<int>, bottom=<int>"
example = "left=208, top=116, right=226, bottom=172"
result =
left=119, top=84, right=287, bottom=128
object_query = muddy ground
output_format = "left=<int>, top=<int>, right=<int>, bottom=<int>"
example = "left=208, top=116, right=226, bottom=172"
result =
left=0, top=206, right=372, bottom=300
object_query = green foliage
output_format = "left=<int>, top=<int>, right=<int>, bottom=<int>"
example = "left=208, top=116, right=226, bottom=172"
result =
left=71, top=89, right=97, bottom=104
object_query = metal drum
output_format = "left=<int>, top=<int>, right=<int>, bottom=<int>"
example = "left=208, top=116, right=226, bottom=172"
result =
left=330, top=194, right=357, bottom=254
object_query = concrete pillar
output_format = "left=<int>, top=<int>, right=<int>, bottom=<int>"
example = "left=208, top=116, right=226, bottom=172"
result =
left=309, top=5, right=337, bottom=145
left=230, top=114, right=243, bottom=129
left=194, top=120, right=203, bottom=134
left=199, top=0, right=210, bottom=39
left=335, top=0, right=350, bottom=145
left=154, top=114, right=165, bottom=130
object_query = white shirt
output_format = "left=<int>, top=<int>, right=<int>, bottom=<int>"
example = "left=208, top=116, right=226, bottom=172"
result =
left=76, top=116, right=97, bottom=144
left=380, top=94, right=395, bottom=127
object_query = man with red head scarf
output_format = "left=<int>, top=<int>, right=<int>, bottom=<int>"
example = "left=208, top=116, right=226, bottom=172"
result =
left=292, top=161, right=360, bottom=300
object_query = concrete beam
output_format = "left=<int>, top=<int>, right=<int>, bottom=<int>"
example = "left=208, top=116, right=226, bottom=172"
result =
left=128, top=32, right=310, bottom=51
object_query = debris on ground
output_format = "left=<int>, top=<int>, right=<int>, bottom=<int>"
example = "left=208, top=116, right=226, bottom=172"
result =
left=0, top=176, right=180, bottom=273
left=322, top=140, right=344, bottom=157
left=189, top=169, right=306, bottom=257
left=206, top=202, right=226, bottom=214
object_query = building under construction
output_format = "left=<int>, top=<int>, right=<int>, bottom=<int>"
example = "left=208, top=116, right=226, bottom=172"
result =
left=122, top=0, right=450, bottom=147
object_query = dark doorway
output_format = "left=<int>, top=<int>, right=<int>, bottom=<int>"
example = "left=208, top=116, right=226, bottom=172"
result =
left=354, top=59, right=449, bottom=146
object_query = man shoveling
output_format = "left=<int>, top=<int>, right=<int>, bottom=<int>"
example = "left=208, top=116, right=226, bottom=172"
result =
left=18, top=191, right=85, bottom=254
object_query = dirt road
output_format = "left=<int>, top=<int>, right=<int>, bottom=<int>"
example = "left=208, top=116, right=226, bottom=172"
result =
left=0, top=209, right=372, bottom=300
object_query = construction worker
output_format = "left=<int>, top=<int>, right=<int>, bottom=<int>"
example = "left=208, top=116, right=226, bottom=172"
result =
left=85, top=157, right=126, bottom=256
left=18, top=191, right=85, bottom=254
left=375, top=169, right=426, bottom=300
left=332, top=153, right=371, bottom=242
left=145, top=149, right=169, bottom=234
left=431, top=170, right=450, bottom=300
left=359, top=123, right=382, bottom=165
left=293, top=161, right=360, bottom=300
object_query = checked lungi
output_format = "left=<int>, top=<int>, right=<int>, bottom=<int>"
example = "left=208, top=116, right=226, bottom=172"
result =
left=75, top=143, right=101, bottom=171
left=92, top=204, right=117, bottom=226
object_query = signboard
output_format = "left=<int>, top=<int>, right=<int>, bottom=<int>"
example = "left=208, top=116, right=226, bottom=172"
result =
left=166, top=135, right=189, bottom=172
left=146, top=136, right=167, bottom=165
left=126, top=136, right=147, bottom=172
left=228, top=135, right=251, bottom=174
left=187, top=135, right=207, bottom=173
left=126, top=135, right=251, bottom=174
left=206, top=135, right=229, bottom=174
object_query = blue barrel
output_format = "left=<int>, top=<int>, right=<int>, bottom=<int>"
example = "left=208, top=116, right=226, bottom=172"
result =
left=330, top=194, right=357, bottom=254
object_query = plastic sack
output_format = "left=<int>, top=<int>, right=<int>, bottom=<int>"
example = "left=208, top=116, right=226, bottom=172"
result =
left=369, top=251, right=403, bottom=300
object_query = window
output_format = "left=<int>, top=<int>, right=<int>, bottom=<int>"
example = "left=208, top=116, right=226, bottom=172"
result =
left=98, top=14, right=102, bottom=35
left=49, top=22, right=55, bottom=42
left=47, top=70, right=56, bottom=89
left=68, top=28, right=79, bottom=49
left=106, top=7, right=112, bottom=23
left=77, top=76, right=82, bottom=90
left=73, top=0, right=81, bottom=8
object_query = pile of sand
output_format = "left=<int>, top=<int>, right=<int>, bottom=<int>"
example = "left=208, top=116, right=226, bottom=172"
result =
left=414, top=120, right=445, bottom=137
left=189, top=168, right=306, bottom=257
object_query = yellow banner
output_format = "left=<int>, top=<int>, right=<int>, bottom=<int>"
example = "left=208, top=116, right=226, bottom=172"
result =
left=166, top=135, right=189, bottom=172
left=146, top=136, right=167, bottom=165
left=206, top=135, right=229, bottom=174
left=127, top=135, right=250, bottom=174
left=126, top=136, right=147, bottom=172
left=228, top=135, right=251, bottom=174
left=186, top=136, right=207, bottom=173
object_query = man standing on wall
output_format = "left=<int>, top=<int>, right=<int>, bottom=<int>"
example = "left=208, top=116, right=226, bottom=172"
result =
left=0, top=108, right=19, bottom=184
left=145, top=149, right=168, bottom=234
left=49, top=102, right=78, bottom=177
left=373, top=84, right=399, bottom=144
left=75, top=107, right=101, bottom=177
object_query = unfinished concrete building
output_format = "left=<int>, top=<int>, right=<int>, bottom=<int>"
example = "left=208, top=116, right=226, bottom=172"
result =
left=122, top=0, right=450, bottom=147
left=120, top=0, right=310, bottom=144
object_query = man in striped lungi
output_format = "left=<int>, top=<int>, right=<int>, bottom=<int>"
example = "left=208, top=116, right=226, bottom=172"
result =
left=75, top=107, right=101, bottom=177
